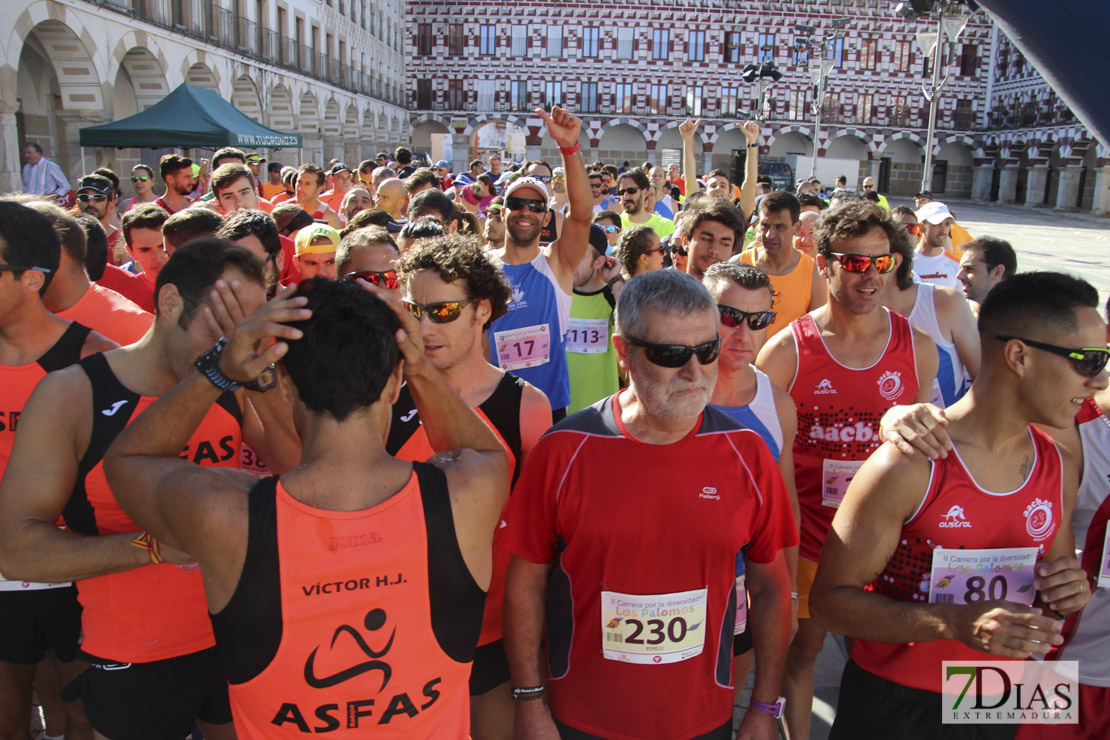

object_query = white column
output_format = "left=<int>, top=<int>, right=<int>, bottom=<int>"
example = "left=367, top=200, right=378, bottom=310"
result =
left=0, top=104, right=21, bottom=192
left=1024, top=165, right=1048, bottom=207
left=1054, top=165, right=1082, bottom=212
left=1093, top=166, right=1110, bottom=217
left=971, top=163, right=994, bottom=201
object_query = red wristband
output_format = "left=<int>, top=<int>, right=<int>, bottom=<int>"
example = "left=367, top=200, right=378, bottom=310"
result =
left=559, top=142, right=581, bottom=156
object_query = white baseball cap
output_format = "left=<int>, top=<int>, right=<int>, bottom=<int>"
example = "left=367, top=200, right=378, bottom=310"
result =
left=504, top=176, right=551, bottom=202
left=917, top=201, right=954, bottom=224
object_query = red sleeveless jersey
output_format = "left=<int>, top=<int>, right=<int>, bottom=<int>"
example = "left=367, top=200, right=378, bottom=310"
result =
left=214, top=466, right=481, bottom=737
left=790, top=309, right=920, bottom=561
left=387, top=374, right=528, bottom=646
left=67, top=353, right=242, bottom=662
left=854, top=426, right=1063, bottom=692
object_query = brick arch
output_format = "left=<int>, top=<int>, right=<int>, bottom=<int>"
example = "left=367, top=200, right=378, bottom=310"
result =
left=7, top=11, right=104, bottom=110
left=113, top=45, right=170, bottom=112
left=764, top=125, right=814, bottom=150
left=268, top=83, right=296, bottom=132
left=231, top=75, right=263, bottom=123
left=598, top=117, right=650, bottom=142
left=654, top=121, right=708, bottom=149
left=463, top=113, right=531, bottom=138
left=322, top=98, right=342, bottom=138
left=343, top=104, right=359, bottom=138
left=882, top=130, right=927, bottom=152
left=826, top=127, right=879, bottom=158
left=410, top=114, right=453, bottom=135
left=933, top=133, right=984, bottom=160
left=299, top=90, right=321, bottom=135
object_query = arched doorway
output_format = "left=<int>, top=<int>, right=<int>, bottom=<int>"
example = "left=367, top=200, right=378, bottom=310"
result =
left=596, top=124, right=648, bottom=167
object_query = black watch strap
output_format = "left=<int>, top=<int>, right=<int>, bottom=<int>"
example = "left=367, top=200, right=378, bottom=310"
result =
left=195, top=338, right=243, bottom=393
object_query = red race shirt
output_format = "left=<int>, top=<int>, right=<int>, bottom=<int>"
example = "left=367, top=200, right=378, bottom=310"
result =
left=498, top=393, right=797, bottom=739
left=789, top=309, right=919, bottom=561
left=854, top=425, right=1062, bottom=692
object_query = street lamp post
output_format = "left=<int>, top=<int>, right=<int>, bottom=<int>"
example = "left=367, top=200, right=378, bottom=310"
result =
left=741, top=61, right=783, bottom=124
left=914, top=2, right=969, bottom=192
left=796, top=19, right=850, bottom=178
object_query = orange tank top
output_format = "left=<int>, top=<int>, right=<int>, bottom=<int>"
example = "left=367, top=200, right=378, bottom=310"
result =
left=66, top=353, right=243, bottom=662
left=387, top=374, right=526, bottom=646
left=740, top=249, right=814, bottom=337
left=212, top=465, right=483, bottom=737
left=57, top=283, right=152, bottom=346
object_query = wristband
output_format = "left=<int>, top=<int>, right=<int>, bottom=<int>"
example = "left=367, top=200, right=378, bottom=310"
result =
left=559, top=142, right=581, bottom=156
left=131, top=531, right=164, bottom=565
left=750, top=697, right=786, bottom=718
left=747, top=143, right=759, bottom=148
left=511, top=686, right=545, bottom=702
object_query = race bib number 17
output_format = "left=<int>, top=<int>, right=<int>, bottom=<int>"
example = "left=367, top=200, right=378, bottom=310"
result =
left=601, top=588, right=708, bottom=665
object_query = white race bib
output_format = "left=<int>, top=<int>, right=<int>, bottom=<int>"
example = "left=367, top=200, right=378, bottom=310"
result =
left=493, top=324, right=551, bottom=371
left=928, top=547, right=1039, bottom=606
left=1098, top=528, right=1110, bottom=590
left=822, top=459, right=865, bottom=509
left=566, top=318, right=609, bottom=355
left=601, top=588, right=708, bottom=665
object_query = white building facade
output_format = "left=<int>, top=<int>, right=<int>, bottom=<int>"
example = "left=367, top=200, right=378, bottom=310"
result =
left=405, top=0, right=1109, bottom=215
left=2, top=0, right=407, bottom=196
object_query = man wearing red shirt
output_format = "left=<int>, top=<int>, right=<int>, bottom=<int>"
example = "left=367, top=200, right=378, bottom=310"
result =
left=154, top=154, right=196, bottom=215
left=502, top=269, right=796, bottom=740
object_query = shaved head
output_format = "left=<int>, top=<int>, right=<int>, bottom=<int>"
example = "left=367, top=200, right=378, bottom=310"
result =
left=375, top=178, right=408, bottom=219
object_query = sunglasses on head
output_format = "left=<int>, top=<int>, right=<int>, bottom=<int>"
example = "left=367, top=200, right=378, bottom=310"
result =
left=404, top=298, right=474, bottom=324
left=718, top=305, right=776, bottom=331
left=77, top=193, right=108, bottom=203
left=346, top=269, right=399, bottom=290
left=505, top=196, right=547, bottom=213
left=617, top=187, right=641, bottom=197
left=625, top=335, right=721, bottom=368
left=599, top=224, right=620, bottom=234
left=829, top=252, right=897, bottom=274
left=863, top=184, right=875, bottom=189
left=131, top=175, right=151, bottom=183
left=995, top=336, right=1110, bottom=378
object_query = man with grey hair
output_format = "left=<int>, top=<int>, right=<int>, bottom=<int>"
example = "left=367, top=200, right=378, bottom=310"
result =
left=501, top=268, right=796, bottom=740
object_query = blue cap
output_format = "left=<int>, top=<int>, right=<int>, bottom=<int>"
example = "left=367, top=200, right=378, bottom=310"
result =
left=435, top=160, right=450, bottom=169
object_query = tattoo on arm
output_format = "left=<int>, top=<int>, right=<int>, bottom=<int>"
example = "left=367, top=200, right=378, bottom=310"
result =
left=1019, top=454, right=1032, bottom=481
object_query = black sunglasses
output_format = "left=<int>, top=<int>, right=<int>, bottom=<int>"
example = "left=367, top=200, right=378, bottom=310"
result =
left=617, top=187, right=641, bottom=197
left=625, top=335, right=720, bottom=368
left=995, top=336, right=1110, bottom=378
left=718, top=305, right=776, bottom=331
left=505, top=196, right=547, bottom=213
left=346, top=270, right=399, bottom=290
left=404, top=298, right=474, bottom=324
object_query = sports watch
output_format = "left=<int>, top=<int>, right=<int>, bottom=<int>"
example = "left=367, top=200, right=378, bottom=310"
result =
left=750, top=697, right=786, bottom=718
left=195, top=338, right=276, bottom=393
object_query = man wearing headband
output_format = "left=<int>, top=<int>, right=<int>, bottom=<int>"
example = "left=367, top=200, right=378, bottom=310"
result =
left=501, top=269, right=795, bottom=740
left=757, top=201, right=937, bottom=740
left=294, top=223, right=341, bottom=280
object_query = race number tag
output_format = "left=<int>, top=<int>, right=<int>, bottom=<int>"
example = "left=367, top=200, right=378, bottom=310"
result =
left=494, top=324, right=550, bottom=371
left=239, top=443, right=270, bottom=476
left=601, top=588, right=708, bottom=665
left=821, top=459, right=864, bottom=509
left=734, top=574, right=748, bottom=636
left=1098, top=528, right=1110, bottom=589
left=566, top=318, right=609, bottom=354
left=928, top=547, right=1039, bottom=606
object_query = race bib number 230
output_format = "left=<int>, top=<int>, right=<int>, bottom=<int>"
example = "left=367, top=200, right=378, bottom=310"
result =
left=601, top=588, right=707, bottom=665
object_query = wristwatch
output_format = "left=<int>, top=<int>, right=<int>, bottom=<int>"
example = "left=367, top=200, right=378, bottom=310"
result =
left=750, top=697, right=786, bottom=718
left=195, top=338, right=276, bottom=393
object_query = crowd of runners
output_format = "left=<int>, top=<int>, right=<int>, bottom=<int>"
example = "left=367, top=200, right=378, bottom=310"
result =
left=1, top=105, right=1106, bottom=740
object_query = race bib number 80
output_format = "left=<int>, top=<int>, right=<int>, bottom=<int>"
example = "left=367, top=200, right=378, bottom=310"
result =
left=928, top=547, right=1039, bottom=606
left=601, top=588, right=708, bottom=665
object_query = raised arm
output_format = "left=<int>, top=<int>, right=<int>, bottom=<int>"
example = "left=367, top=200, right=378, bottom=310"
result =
left=680, top=119, right=701, bottom=197
left=738, top=121, right=760, bottom=221
left=543, top=107, right=593, bottom=280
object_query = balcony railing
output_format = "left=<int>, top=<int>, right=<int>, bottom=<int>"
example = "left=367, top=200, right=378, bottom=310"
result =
left=77, top=0, right=396, bottom=106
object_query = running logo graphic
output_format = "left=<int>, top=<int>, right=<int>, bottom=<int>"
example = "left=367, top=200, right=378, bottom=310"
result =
left=814, top=378, right=838, bottom=395
left=1024, top=498, right=1055, bottom=542
left=304, top=608, right=395, bottom=690
left=101, top=400, right=128, bottom=416
left=877, top=370, right=904, bottom=401
left=939, top=505, right=972, bottom=528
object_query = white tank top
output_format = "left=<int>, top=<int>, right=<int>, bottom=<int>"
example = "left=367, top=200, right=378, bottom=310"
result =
left=1055, top=400, right=1110, bottom=686
left=907, top=282, right=965, bottom=408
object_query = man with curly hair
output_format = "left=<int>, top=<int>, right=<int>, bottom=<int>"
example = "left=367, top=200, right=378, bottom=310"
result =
left=387, top=234, right=552, bottom=740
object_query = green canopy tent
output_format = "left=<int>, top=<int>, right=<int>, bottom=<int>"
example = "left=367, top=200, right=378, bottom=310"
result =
left=79, top=83, right=302, bottom=149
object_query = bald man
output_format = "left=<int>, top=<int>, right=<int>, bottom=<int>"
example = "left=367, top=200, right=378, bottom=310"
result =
left=375, top=178, right=409, bottom=221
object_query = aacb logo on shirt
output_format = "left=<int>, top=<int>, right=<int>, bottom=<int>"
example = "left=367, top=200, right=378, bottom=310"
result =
left=270, top=608, right=444, bottom=733
left=1023, top=498, right=1055, bottom=542
left=877, top=371, right=904, bottom=401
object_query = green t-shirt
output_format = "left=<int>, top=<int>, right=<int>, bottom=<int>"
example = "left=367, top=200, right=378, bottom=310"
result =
left=620, top=211, right=676, bottom=239
left=566, top=285, right=620, bottom=414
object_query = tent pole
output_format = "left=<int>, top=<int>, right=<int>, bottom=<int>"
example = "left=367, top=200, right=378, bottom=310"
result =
left=81, top=147, right=87, bottom=175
